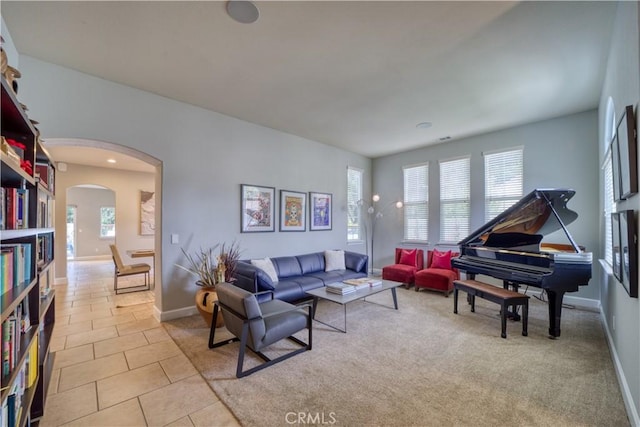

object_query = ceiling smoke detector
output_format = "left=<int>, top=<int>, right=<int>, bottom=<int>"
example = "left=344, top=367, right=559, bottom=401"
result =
left=227, top=1, right=260, bottom=24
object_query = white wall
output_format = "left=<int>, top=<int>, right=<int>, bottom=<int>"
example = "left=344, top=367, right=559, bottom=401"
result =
left=1, top=17, right=19, bottom=71
left=373, top=110, right=600, bottom=298
left=66, top=186, right=116, bottom=258
left=58, top=164, right=155, bottom=274
left=598, top=1, right=640, bottom=423
left=14, top=55, right=371, bottom=318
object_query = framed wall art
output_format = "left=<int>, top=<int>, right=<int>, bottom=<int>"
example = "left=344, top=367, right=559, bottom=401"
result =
left=139, top=190, right=155, bottom=236
left=617, top=105, right=638, bottom=200
left=611, top=136, right=622, bottom=203
left=309, top=192, right=332, bottom=231
left=619, top=209, right=638, bottom=298
left=280, top=190, right=306, bottom=232
left=241, top=184, right=275, bottom=233
left=611, top=211, right=621, bottom=282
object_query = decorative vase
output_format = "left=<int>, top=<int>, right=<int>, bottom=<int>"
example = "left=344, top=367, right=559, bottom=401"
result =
left=195, top=286, right=224, bottom=328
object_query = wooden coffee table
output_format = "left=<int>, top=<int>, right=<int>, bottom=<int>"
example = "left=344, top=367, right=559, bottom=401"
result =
left=306, top=280, right=402, bottom=332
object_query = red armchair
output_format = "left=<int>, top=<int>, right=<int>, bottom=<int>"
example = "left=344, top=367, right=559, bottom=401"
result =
left=382, top=248, right=424, bottom=288
left=414, top=249, right=460, bottom=296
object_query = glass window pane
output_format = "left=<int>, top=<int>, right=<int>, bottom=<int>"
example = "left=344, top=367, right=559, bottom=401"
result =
left=484, top=148, right=523, bottom=221
left=440, top=157, right=470, bottom=243
left=347, top=167, right=363, bottom=241
left=403, top=163, right=428, bottom=241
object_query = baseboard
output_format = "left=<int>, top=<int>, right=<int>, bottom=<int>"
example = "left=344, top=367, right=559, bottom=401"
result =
left=520, top=288, right=601, bottom=311
left=600, top=310, right=640, bottom=426
left=70, top=255, right=112, bottom=261
left=155, top=305, right=198, bottom=322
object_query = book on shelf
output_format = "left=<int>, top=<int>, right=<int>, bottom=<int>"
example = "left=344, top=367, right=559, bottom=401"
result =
left=1, top=299, right=32, bottom=379
left=1, top=187, right=29, bottom=230
left=325, top=282, right=356, bottom=295
left=343, top=277, right=383, bottom=288
left=1, top=243, right=32, bottom=292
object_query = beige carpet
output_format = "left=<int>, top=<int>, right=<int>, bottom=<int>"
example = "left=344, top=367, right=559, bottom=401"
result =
left=164, top=287, right=630, bottom=427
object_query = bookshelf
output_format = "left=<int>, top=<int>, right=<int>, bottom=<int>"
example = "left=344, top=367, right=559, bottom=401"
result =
left=1, top=74, right=56, bottom=425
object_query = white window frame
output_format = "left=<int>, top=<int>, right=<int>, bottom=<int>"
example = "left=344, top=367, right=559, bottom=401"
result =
left=403, top=162, right=429, bottom=243
left=347, top=166, right=364, bottom=242
left=603, top=97, right=617, bottom=267
left=483, top=147, right=524, bottom=222
left=100, top=206, right=115, bottom=238
left=439, top=156, right=470, bottom=244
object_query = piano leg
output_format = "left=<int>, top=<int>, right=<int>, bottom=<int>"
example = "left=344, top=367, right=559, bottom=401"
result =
left=547, top=290, right=564, bottom=339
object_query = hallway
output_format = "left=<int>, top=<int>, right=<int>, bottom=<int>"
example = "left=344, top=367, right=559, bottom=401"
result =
left=39, top=259, right=239, bottom=426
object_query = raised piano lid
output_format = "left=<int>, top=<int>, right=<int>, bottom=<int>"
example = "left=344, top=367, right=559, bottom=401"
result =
left=459, top=188, right=584, bottom=253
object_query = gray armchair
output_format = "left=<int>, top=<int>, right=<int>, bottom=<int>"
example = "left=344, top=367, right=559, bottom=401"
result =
left=209, top=282, right=312, bottom=378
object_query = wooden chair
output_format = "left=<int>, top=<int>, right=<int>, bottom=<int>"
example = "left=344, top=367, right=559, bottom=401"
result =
left=109, top=244, right=151, bottom=294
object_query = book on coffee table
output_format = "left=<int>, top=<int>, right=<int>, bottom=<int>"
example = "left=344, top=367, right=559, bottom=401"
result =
left=343, top=277, right=383, bottom=289
left=326, top=283, right=356, bottom=295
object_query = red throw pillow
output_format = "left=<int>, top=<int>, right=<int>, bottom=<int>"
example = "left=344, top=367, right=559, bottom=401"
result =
left=431, top=249, right=452, bottom=270
left=399, top=249, right=417, bottom=266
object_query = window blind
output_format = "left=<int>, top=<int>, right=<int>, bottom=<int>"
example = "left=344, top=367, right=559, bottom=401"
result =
left=484, top=148, right=523, bottom=221
left=403, top=163, right=428, bottom=241
left=440, top=157, right=470, bottom=243
left=347, top=167, right=363, bottom=241
left=604, top=152, right=614, bottom=266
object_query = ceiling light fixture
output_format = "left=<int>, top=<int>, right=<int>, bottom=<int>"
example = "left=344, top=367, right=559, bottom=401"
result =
left=227, top=1, right=260, bottom=24
left=107, top=158, right=116, bottom=164
left=416, top=122, right=432, bottom=129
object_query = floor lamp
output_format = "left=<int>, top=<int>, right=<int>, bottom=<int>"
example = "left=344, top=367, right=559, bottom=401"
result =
left=361, top=194, right=403, bottom=275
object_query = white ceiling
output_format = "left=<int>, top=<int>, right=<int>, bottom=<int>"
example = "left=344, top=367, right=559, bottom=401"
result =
left=44, top=140, right=157, bottom=173
left=2, top=1, right=616, bottom=169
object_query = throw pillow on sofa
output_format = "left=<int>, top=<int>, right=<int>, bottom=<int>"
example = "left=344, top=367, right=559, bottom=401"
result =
left=324, top=250, right=346, bottom=271
left=430, top=249, right=452, bottom=270
left=251, top=257, right=279, bottom=283
left=399, top=249, right=418, bottom=266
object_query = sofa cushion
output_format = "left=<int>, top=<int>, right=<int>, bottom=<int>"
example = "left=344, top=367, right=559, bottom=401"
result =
left=345, top=251, right=367, bottom=273
left=324, top=250, right=346, bottom=271
left=297, top=253, right=325, bottom=275
left=271, top=280, right=305, bottom=302
left=272, top=256, right=303, bottom=278
left=309, top=269, right=366, bottom=285
left=251, top=258, right=279, bottom=283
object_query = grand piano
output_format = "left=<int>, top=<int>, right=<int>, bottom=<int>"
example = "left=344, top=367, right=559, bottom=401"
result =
left=451, top=188, right=592, bottom=338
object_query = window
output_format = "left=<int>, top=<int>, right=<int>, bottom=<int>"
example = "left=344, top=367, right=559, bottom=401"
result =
left=440, top=157, right=470, bottom=243
left=100, top=207, right=115, bottom=237
left=603, top=97, right=616, bottom=266
left=484, top=148, right=523, bottom=221
left=347, top=167, right=363, bottom=241
left=603, top=153, right=614, bottom=265
left=403, top=163, right=428, bottom=242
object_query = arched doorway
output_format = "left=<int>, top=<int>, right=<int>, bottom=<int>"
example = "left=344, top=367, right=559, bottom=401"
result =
left=43, top=138, right=162, bottom=303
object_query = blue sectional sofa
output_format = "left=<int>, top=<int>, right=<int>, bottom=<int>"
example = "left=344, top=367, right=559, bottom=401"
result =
left=234, top=251, right=368, bottom=303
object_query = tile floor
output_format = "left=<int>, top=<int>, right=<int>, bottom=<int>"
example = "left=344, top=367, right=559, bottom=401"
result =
left=38, top=259, right=241, bottom=427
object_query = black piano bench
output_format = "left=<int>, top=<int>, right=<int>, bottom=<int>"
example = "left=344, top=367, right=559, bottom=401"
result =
left=453, top=279, right=529, bottom=339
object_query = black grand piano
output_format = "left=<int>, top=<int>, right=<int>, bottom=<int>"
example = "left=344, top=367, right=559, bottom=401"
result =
left=451, top=188, right=592, bottom=338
